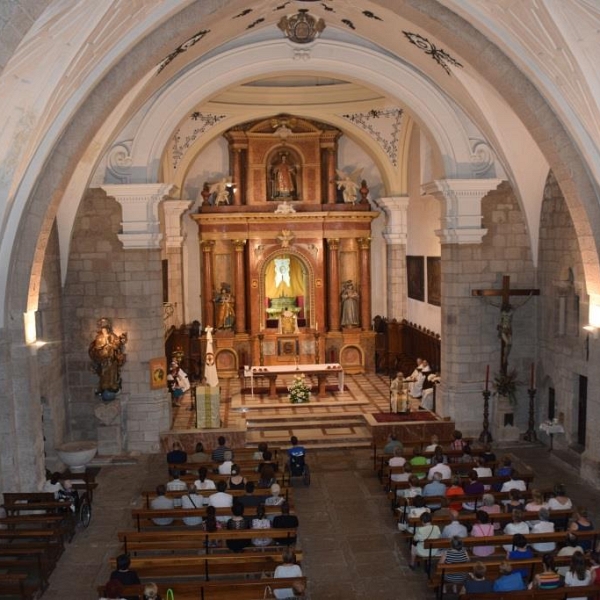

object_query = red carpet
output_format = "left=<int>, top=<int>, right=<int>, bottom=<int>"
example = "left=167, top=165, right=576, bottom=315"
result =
left=372, top=411, right=438, bottom=423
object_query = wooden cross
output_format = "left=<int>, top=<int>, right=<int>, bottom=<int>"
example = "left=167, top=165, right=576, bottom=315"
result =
left=472, top=275, right=540, bottom=375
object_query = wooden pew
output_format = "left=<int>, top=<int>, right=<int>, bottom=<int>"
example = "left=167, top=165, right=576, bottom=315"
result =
left=98, top=577, right=307, bottom=600
left=0, top=573, right=35, bottom=600
left=118, top=527, right=299, bottom=555
left=461, top=587, right=600, bottom=600
left=109, top=547, right=304, bottom=581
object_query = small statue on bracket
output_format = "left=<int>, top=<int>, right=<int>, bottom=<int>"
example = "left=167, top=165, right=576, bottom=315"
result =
left=89, top=317, right=128, bottom=401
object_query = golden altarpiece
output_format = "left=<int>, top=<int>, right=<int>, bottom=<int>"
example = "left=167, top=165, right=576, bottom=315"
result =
left=191, top=116, right=377, bottom=375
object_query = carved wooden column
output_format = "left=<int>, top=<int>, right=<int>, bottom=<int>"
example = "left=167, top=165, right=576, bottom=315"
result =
left=358, top=237, right=372, bottom=331
left=201, top=240, right=215, bottom=328
left=326, top=148, right=336, bottom=204
left=231, top=149, right=242, bottom=206
left=327, top=238, right=341, bottom=331
left=233, top=239, right=247, bottom=333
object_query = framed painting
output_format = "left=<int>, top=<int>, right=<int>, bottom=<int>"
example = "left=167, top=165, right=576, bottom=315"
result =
left=407, top=256, right=425, bottom=301
left=149, top=357, right=168, bottom=390
left=277, top=337, right=300, bottom=357
left=427, top=256, right=441, bottom=306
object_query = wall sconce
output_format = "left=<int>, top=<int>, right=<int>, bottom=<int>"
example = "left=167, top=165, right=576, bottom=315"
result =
left=583, top=324, right=598, bottom=339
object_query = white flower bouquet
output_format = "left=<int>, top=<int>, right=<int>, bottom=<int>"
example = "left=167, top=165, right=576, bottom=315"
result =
left=288, top=373, right=311, bottom=403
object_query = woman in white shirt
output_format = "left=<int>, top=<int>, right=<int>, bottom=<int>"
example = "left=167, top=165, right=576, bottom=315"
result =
left=564, top=551, right=592, bottom=600
left=273, top=551, right=303, bottom=599
left=503, top=509, right=530, bottom=552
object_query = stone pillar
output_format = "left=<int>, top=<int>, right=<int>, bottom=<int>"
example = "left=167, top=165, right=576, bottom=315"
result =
left=231, top=149, right=242, bottom=206
left=375, top=196, right=409, bottom=319
left=201, top=241, right=215, bottom=328
left=233, top=239, right=247, bottom=333
left=326, top=148, right=336, bottom=204
left=163, top=198, right=192, bottom=325
left=102, top=183, right=176, bottom=249
left=423, top=178, right=502, bottom=427
left=327, top=238, right=341, bottom=331
left=358, top=237, right=372, bottom=330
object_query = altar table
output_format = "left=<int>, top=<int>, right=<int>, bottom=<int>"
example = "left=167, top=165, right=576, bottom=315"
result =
left=245, top=363, right=344, bottom=399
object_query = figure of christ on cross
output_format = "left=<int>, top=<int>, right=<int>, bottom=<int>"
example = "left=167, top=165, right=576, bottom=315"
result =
left=472, top=275, right=540, bottom=375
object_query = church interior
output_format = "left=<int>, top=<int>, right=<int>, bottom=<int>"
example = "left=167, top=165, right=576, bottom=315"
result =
left=2, top=1, right=600, bottom=596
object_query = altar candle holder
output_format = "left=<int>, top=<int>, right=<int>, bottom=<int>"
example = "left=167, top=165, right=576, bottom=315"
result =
left=257, top=333, right=264, bottom=366
left=314, top=331, right=320, bottom=364
left=523, top=386, right=538, bottom=442
left=479, top=388, right=493, bottom=443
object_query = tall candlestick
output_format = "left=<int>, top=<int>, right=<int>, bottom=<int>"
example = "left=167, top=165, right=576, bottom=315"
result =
left=530, top=363, right=535, bottom=389
left=485, top=364, right=489, bottom=391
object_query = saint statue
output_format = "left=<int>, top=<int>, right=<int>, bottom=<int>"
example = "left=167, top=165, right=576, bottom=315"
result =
left=280, top=306, right=299, bottom=335
left=214, top=285, right=235, bottom=329
left=89, top=317, right=127, bottom=400
left=271, top=153, right=297, bottom=199
left=335, top=168, right=363, bottom=204
left=340, top=280, right=360, bottom=327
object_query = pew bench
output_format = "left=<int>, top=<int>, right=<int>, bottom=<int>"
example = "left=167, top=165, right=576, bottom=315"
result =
left=460, top=586, right=600, bottom=600
left=0, top=572, right=36, bottom=600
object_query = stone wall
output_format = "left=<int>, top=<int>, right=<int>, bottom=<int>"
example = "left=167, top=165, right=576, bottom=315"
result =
left=63, top=188, right=170, bottom=453
left=440, top=182, right=536, bottom=437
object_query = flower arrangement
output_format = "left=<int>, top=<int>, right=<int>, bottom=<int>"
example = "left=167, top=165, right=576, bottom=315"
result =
left=492, top=369, right=519, bottom=405
left=288, top=374, right=311, bottom=404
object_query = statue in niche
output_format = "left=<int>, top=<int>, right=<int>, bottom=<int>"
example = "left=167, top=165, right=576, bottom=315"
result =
left=214, top=284, right=235, bottom=329
left=270, top=152, right=297, bottom=200
left=336, top=168, right=363, bottom=204
left=340, top=280, right=360, bottom=327
left=89, top=317, right=128, bottom=401
left=209, top=177, right=233, bottom=206
left=280, top=306, right=299, bottom=335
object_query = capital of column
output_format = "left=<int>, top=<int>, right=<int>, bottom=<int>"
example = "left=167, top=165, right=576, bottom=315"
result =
left=375, top=196, right=409, bottom=245
left=357, top=237, right=371, bottom=250
left=232, top=239, right=247, bottom=251
left=327, top=238, right=340, bottom=250
left=201, top=240, right=215, bottom=253
left=422, top=179, right=502, bottom=244
left=163, top=198, right=192, bottom=249
left=102, top=183, right=176, bottom=249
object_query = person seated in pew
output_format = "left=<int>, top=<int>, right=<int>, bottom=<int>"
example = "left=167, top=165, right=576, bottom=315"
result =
left=503, top=509, right=530, bottom=551
left=441, top=509, right=468, bottom=539
left=272, top=501, right=298, bottom=545
left=473, top=456, right=493, bottom=484
left=251, top=504, right=273, bottom=547
left=200, top=505, right=223, bottom=547
left=427, top=456, right=451, bottom=481
left=42, top=471, right=64, bottom=498
left=252, top=442, right=268, bottom=461
left=257, top=450, right=278, bottom=488
left=143, top=582, right=161, bottom=600
left=181, top=484, right=203, bottom=526
left=208, top=480, right=233, bottom=521
left=493, top=455, right=513, bottom=491
left=225, top=501, right=250, bottom=553
left=461, top=470, right=485, bottom=511
left=166, top=469, right=187, bottom=492
left=424, top=435, right=439, bottom=453
left=493, top=562, right=526, bottom=592
left=265, top=483, right=285, bottom=507
left=240, top=481, right=268, bottom=508
left=445, top=475, right=465, bottom=512
left=273, top=550, right=303, bottom=600
left=398, top=494, right=429, bottom=532
left=218, top=450, right=234, bottom=475
left=459, top=561, right=494, bottom=595
left=410, top=447, right=428, bottom=479
left=429, top=445, right=448, bottom=465
left=423, top=472, right=446, bottom=511
left=565, top=551, right=592, bottom=597
left=100, top=579, right=127, bottom=600
left=556, top=533, right=584, bottom=577
left=530, top=507, right=556, bottom=552
left=471, top=510, right=495, bottom=557
left=194, top=466, right=216, bottom=493
left=227, top=464, right=247, bottom=490
left=479, top=493, right=502, bottom=529
left=480, top=443, right=497, bottom=465
left=438, top=536, right=470, bottom=594
left=507, top=533, right=534, bottom=580
left=449, top=430, right=468, bottom=459
left=383, top=433, right=403, bottom=455
left=166, top=441, right=187, bottom=468
left=189, top=441, right=210, bottom=463
left=500, top=471, right=527, bottom=494
left=568, top=506, right=594, bottom=552
left=547, top=482, right=573, bottom=511
left=389, top=446, right=407, bottom=484
left=409, top=512, right=441, bottom=570
left=398, top=473, right=422, bottom=499
left=504, top=488, right=526, bottom=512
left=109, top=554, right=140, bottom=600
left=529, top=554, right=562, bottom=590
left=150, top=485, right=174, bottom=526
left=211, top=436, right=232, bottom=463
left=525, top=488, right=548, bottom=514
left=590, top=551, right=600, bottom=585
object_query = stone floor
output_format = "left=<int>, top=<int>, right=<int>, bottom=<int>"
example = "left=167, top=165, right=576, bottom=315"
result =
left=40, top=442, right=600, bottom=600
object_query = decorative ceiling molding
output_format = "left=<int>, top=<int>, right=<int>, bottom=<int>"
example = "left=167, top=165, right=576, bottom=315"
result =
left=402, top=32, right=463, bottom=76
left=340, top=108, right=403, bottom=167
left=170, top=112, right=228, bottom=170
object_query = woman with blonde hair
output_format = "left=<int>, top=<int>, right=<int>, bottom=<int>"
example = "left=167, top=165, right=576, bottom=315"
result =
left=143, top=582, right=161, bottom=600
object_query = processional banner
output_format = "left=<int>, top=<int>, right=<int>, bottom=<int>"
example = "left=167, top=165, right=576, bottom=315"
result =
left=195, top=385, right=221, bottom=428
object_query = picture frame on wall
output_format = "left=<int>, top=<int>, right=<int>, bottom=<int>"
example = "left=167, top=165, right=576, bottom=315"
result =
left=406, top=255, right=425, bottom=301
left=427, top=256, right=441, bottom=306
left=149, top=357, right=168, bottom=390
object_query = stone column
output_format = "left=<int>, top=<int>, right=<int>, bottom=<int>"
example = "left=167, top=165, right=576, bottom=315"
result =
left=201, top=241, right=215, bottom=329
left=163, top=198, right=192, bottom=325
left=358, top=237, right=372, bottom=330
left=327, top=238, right=341, bottom=331
left=375, top=196, right=409, bottom=319
left=423, top=178, right=502, bottom=426
left=233, top=239, right=247, bottom=333
left=231, top=149, right=242, bottom=206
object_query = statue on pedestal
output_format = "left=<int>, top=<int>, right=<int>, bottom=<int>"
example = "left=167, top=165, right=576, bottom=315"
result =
left=340, top=280, right=360, bottom=327
left=214, top=284, right=235, bottom=329
left=89, top=317, right=127, bottom=401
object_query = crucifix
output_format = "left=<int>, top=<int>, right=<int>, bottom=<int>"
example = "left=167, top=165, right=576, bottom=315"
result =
left=472, top=275, right=540, bottom=375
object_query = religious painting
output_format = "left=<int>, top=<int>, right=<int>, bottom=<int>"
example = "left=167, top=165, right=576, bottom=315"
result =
left=149, top=357, right=167, bottom=390
left=427, top=256, right=441, bottom=306
left=277, top=337, right=300, bottom=357
left=407, top=256, right=425, bottom=301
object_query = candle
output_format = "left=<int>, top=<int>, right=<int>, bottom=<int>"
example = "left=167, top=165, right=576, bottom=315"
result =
left=315, top=321, right=318, bottom=332
left=485, top=364, right=489, bottom=391
left=530, top=363, right=535, bottom=389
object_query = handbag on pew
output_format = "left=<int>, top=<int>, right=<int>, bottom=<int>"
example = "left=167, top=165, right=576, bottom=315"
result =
left=263, top=585, right=274, bottom=598
left=166, top=589, right=174, bottom=600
